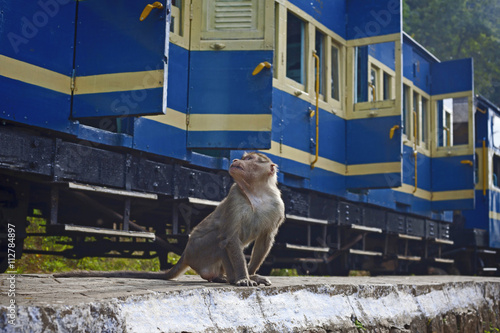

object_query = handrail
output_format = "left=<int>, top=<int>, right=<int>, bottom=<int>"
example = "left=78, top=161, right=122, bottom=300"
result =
left=483, top=139, right=487, bottom=196
left=311, top=51, right=320, bottom=169
left=412, top=111, right=417, bottom=143
left=413, top=150, right=418, bottom=193
left=389, top=125, right=400, bottom=139
left=368, top=83, right=376, bottom=101
left=443, top=126, right=451, bottom=146
left=412, top=111, right=418, bottom=193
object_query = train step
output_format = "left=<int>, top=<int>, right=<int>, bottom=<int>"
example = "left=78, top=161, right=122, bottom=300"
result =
left=46, top=224, right=156, bottom=240
left=349, top=249, right=383, bottom=256
left=285, top=243, right=330, bottom=253
left=66, top=182, right=158, bottom=200
left=285, top=214, right=329, bottom=225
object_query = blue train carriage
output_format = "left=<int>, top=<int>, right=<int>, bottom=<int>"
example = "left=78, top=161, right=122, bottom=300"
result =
left=0, top=0, right=490, bottom=275
left=252, top=0, right=477, bottom=275
left=454, top=95, right=500, bottom=275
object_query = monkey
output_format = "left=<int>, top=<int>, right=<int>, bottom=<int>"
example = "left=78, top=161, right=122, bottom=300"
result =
left=55, top=152, right=285, bottom=286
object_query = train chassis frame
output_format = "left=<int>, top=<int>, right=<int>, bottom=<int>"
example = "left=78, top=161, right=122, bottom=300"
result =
left=0, top=123, right=497, bottom=276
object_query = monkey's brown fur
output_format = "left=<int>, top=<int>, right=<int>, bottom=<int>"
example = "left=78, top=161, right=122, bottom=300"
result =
left=55, top=152, right=285, bottom=286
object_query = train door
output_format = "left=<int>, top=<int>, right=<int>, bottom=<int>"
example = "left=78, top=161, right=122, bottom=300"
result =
left=0, top=1, right=77, bottom=132
left=345, top=0, right=404, bottom=189
left=430, top=58, right=475, bottom=210
left=71, top=1, right=169, bottom=118
left=186, top=1, right=274, bottom=149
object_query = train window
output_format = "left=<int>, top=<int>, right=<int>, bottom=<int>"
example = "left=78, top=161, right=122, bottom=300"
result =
left=383, top=72, right=393, bottom=100
left=402, top=84, right=410, bottom=135
left=369, top=66, right=379, bottom=102
left=493, top=155, right=500, bottom=188
left=354, top=42, right=396, bottom=106
left=286, top=11, right=305, bottom=85
left=170, top=0, right=183, bottom=36
left=493, top=115, right=500, bottom=149
left=413, top=91, right=420, bottom=143
left=331, top=44, right=340, bottom=101
left=314, top=30, right=325, bottom=96
left=421, top=97, right=429, bottom=148
left=436, top=97, right=469, bottom=147
left=355, top=46, right=368, bottom=103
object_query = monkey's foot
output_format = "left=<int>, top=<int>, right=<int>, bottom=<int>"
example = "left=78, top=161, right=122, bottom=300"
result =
left=233, top=278, right=258, bottom=287
left=250, top=274, right=271, bottom=286
left=211, top=276, right=228, bottom=284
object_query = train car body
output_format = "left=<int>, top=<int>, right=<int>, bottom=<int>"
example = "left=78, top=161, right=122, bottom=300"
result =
left=0, top=0, right=498, bottom=275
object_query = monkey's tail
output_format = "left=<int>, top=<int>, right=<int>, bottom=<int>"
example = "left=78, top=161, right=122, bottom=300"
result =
left=53, top=270, right=170, bottom=279
left=163, top=254, right=189, bottom=280
left=53, top=255, right=190, bottom=280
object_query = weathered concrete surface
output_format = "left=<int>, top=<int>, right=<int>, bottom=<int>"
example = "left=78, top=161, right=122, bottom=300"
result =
left=1, top=275, right=499, bottom=332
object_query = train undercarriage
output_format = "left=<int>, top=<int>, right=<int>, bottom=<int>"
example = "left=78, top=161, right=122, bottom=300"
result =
left=1, top=124, right=498, bottom=276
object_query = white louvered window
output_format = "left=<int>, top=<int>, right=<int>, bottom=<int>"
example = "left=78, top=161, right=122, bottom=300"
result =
left=201, top=0, right=264, bottom=40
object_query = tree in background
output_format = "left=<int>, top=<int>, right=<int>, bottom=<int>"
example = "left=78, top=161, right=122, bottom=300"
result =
left=404, top=0, right=500, bottom=105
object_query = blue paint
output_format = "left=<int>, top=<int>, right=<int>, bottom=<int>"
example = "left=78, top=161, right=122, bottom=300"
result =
left=369, top=42, right=395, bottom=71
left=401, top=146, right=432, bottom=191
left=346, top=115, right=401, bottom=164
left=72, top=88, right=164, bottom=118
left=346, top=0, right=401, bottom=40
left=75, top=1, right=166, bottom=75
left=132, top=117, right=188, bottom=162
left=76, top=124, right=133, bottom=148
left=188, top=131, right=272, bottom=150
left=73, top=0, right=167, bottom=118
left=167, top=43, right=189, bottom=112
left=490, top=218, right=500, bottom=249
left=288, top=0, right=346, bottom=39
left=431, top=155, right=475, bottom=191
left=346, top=173, right=401, bottom=189
left=187, top=50, right=273, bottom=149
left=0, top=1, right=76, bottom=75
left=431, top=58, right=473, bottom=95
left=0, top=77, right=75, bottom=133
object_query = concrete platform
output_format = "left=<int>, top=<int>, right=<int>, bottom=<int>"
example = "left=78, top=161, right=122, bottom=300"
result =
left=1, top=275, right=499, bottom=332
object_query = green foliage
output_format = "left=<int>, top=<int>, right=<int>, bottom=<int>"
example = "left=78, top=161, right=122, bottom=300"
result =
left=270, top=268, right=299, bottom=276
left=403, top=0, right=500, bottom=105
left=17, top=216, right=162, bottom=274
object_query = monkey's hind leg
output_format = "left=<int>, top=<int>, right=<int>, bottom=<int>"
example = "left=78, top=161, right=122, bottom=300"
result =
left=164, top=254, right=190, bottom=280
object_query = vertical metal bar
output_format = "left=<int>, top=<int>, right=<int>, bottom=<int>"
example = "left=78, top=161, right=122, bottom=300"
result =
left=307, top=224, right=311, bottom=247
left=483, top=139, right=487, bottom=196
left=123, top=198, right=131, bottom=231
left=50, top=186, right=59, bottom=225
left=311, top=51, right=320, bottom=169
left=172, top=203, right=179, bottom=235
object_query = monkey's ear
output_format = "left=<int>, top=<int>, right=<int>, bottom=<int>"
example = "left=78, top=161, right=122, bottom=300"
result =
left=270, top=163, right=278, bottom=174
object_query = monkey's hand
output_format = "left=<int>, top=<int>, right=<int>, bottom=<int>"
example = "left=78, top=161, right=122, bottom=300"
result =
left=250, top=274, right=271, bottom=286
left=234, top=278, right=258, bottom=287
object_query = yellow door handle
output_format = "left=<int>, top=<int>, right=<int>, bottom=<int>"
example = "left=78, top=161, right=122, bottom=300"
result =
left=140, top=2, right=164, bottom=21
left=461, top=160, right=473, bottom=166
left=389, top=125, right=400, bottom=139
left=252, top=61, right=271, bottom=76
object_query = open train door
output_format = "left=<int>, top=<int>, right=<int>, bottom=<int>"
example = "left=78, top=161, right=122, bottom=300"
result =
left=345, top=0, right=404, bottom=189
left=71, top=1, right=169, bottom=118
left=430, top=58, right=475, bottom=210
left=186, top=1, right=274, bottom=149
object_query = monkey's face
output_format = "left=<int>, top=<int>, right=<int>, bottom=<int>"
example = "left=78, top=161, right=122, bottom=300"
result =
left=229, top=153, right=276, bottom=184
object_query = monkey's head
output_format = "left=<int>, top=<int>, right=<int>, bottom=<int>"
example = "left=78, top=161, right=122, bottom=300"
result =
left=229, top=152, right=278, bottom=188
